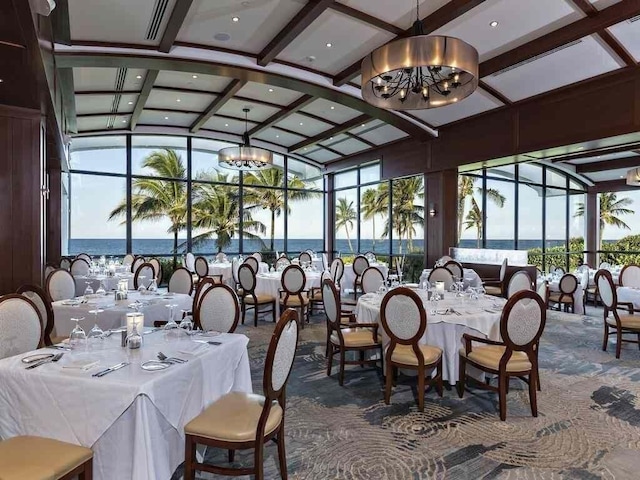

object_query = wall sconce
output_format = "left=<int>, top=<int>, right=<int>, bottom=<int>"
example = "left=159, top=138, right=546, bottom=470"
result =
left=429, top=203, right=437, bottom=217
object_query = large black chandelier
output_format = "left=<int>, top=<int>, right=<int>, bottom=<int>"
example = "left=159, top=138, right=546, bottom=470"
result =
left=361, top=0, right=479, bottom=110
left=219, top=108, right=273, bottom=171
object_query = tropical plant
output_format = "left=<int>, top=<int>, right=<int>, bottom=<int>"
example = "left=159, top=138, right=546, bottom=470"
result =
left=335, top=197, right=357, bottom=253
left=575, top=192, right=635, bottom=248
left=109, top=148, right=187, bottom=268
left=361, top=187, right=387, bottom=251
left=457, top=175, right=506, bottom=244
left=380, top=176, right=425, bottom=254
left=243, top=167, right=321, bottom=251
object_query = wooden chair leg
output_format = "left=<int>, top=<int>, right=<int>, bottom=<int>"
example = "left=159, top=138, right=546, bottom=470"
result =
left=326, top=343, right=334, bottom=376
left=272, top=302, right=276, bottom=323
left=616, top=329, right=622, bottom=359
left=184, top=435, right=195, bottom=480
left=602, top=323, right=609, bottom=351
left=277, top=430, right=288, bottom=480
left=359, top=350, right=365, bottom=368
left=457, top=356, right=465, bottom=398
left=241, top=302, right=246, bottom=325
left=255, top=441, right=264, bottom=480
left=228, top=449, right=235, bottom=463
left=436, top=362, right=443, bottom=397
left=384, top=361, right=393, bottom=405
left=417, top=366, right=425, bottom=412
left=339, top=350, right=346, bottom=386
left=498, top=373, right=507, bottom=421
left=254, top=303, right=259, bottom=327
left=529, top=371, right=538, bottom=417
left=79, top=458, right=93, bottom=480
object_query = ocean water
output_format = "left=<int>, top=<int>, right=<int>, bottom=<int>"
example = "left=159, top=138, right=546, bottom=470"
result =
left=68, top=238, right=567, bottom=257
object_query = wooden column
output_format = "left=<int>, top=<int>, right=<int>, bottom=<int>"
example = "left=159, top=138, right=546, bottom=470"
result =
left=0, top=105, right=45, bottom=293
left=586, top=191, right=598, bottom=268
left=426, top=169, right=458, bottom=267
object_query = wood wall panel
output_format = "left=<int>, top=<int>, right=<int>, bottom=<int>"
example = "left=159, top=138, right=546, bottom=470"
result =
left=426, top=169, right=458, bottom=266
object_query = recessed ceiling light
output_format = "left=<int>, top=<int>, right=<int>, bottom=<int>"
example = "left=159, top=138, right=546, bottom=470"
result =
left=275, top=135, right=279, bottom=138
left=268, top=88, right=274, bottom=92
left=361, top=124, right=365, bottom=127
left=128, top=101, right=133, bottom=105
left=329, top=136, right=333, bottom=140
left=326, top=42, right=332, bottom=48
left=136, top=75, right=142, bottom=79
left=0, top=79, right=3, bottom=83
left=232, top=16, right=239, bottom=22
left=225, top=123, right=229, bottom=127
left=330, top=106, right=335, bottom=110
left=176, top=98, right=181, bottom=102
left=621, top=175, right=625, bottom=178
left=489, top=21, right=499, bottom=28
left=192, top=75, right=198, bottom=79
left=299, top=122, right=303, bottom=126
left=164, top=116, right=169, bottom=120
left=122, top=120, right=127, bottom=123
left=577, top=146, right=584, bottom=150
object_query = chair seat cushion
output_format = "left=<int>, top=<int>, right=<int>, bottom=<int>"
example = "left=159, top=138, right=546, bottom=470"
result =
left=0, top=436, right=92, bottom=479
left=0, top=464, right=55, bottom=480
left=330, top=328, right=380, bottom=347
left=388, top=344, right=442, bottom=366
left=607, top=314, right=640, bottom=330
left=548, top=293, right=574, bottom=304
left=280, top=295, right=309, bottom=307
left=310, top=291, right=323, bottom=301
left=459, top=345, right=532, bottom=372
left=484, top=286, right=502, bottom=296
left=185, top=392, right=282, bottom=442
left=244, top=294, right=275, bottom=304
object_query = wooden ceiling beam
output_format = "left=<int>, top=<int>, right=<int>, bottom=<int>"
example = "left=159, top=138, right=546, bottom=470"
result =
left=289, top=114, right=370, bottom=152
left=576, top=155, right=640, bottom=173
left=333, top=0, right=488, bottom=86
left=480, top=0, right=640, bottom=78
left=479, top=80, right=512, bottom=105
left=130, top=70, right=158, bottom=130
left=58, top=68, right=77, bottom=133
left=257, top=0, right=335, bottom=67
left=74, top=90, right=140, bottom=96
left=50, top=0, right=71, bottom=45
left=548, top=142, right=640, bottom=163
left=158, top=0, right=194, bottom=53
left=189, top=79, right=246, bottom=133
left=587, top=179, right=630, bottom=193
left=247, top=94, right=315, bottom=137
left=328, top=3, right=404, bottom=35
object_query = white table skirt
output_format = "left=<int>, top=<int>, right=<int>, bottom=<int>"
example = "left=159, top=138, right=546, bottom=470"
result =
left=355, top=291, right=503, bottom=384
left=420, top=268, right=482, bottom=289
left=341, top=263, right=389, bottom=291
left=0, top=332, right=252, bottom=480
left=255, top=271, right=322, bottom=317
left=207, top=262, right=234, bottom=285
left=74, top=274, right=134, bottom=297
left=53, top=292, right=193, bottom=336
left=617, top=286, right=640, bottom=309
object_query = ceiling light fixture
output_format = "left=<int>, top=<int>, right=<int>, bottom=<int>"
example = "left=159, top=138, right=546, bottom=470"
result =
left=330, top=106, right=335, bottom=110
left=326, top=42, right=332, bottom=48
left=627, top=167, right=640, bottom=186
left=299, top=122, right=303, bottom=126
left=268, top=88, right=274, bottom=92
left=232, top=16, right=239, bottom=22
left=361, top=0, right=478, bottom=110
left=176, top=98, right=181, bottom=102
left=128, top=101, right=133, bottom=105
left=136, top=75, right=142, bottom=79
left=489, top=21, right=499, bottom=28
left=219, top=108, right=273, bottom=171
left=225, top=123, right=229, bottom=127
left=164, top=116, right=169, bottom=120
left=192, top=75, right=198, bottom=79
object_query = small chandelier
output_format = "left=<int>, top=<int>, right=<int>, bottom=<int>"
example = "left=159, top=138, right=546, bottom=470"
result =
left=219, top=108, right=273, bottom=170
left=361, top=0, right=479, bottom=110
left=627, top=167, right=640, bottom=186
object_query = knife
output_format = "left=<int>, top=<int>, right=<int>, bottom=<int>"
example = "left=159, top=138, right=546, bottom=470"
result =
left=26, top=353, right=64, bottom=369
left=93, top=362, right=130, bottom=377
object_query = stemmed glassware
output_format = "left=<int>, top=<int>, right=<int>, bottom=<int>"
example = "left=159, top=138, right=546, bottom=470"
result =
left=147, top=277, right=158, bottom=293
left=87, top=309, right=104, bottom=347
left=164, top=304, right=179, bottom=330
left=179, top=309, right=193, bottom=333
left=84, top=282, right=94, bottom=297
left=69, top=317, right=87, bottom=350
left=96, top=281, right=106, bottom=296
left=137, top=276, right=147, bottom=292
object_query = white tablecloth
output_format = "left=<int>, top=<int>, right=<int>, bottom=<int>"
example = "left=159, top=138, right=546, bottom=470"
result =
left=617, top=286, right=640, bottom=309
left=355, top=291, right=504, bottom=384
left=0, top=331, right=251, bottom=480
left=53, top=292, right=193, bottom=336
left=341, top=263, right=389, bottom=291
left=255, top=270, right=322, bottom=317
left=207, top=262, right=234, bottom=285
left=420, top=268, right=482, bottom=288
left=74, top=274, right=134, bottom=297
left=587, top=268, right=621, bottom=286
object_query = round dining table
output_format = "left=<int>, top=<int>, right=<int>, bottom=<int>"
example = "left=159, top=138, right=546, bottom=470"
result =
left=73, top=273, right=134, bottom=297
left=341, top=262, right=389, bottom=291
left=355, top=290, right=505, bottom=384
left=420, top=268, right=482, bottom=289
left=254, top=270, right=323, bottom=317
left=617, top=286, right=640, bottom=309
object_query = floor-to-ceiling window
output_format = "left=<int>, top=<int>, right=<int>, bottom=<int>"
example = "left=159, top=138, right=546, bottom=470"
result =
left=596, top=189, right=640, bottom=266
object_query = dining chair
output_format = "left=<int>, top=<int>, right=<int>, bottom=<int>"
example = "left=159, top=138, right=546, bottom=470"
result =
left=507, top=270, right=533, bottom=299
left=548, top=273, right=578, bottom=313
left=0, top=436, right=93, bottom=480
left=554, top=267, right=566, bottom=275
left=185, top=252, right=196, bottom=273
left=536, top=279, right=549, bottom=308
left=239, top=263, right=276, bottom=327
left=149, top=257, right=163, bottom=285
left=168, top=267, right=194, bottom=295
left=436, top=255, right=453, bottom=265
left=194, top=255, right=209, bottom=280
left=323, top=279, right=383, bottom=386
left=44, top=264, right=57, bottom=280
left=46, top=269, right=76, bottom=302
left=298, top=251, right=312, bottom=264
left=427, top=267, right=454, bottom=291
left=330, top=258, right=344, bottom=287
left=309, top=270, right=331, bottom=315
left=361, top=266, right=385, bottom=294
left=596, top=269, right=640, bottom=359
left=184, top=309, right=299, bottom=480
left=76, top=253, right=91, bottom=264
left=619, top=265, right=640, bottom=288
left=17, top=284, right=56, bottom=346
left=70, top=258, right=90, bottom=277
left=322, top=252, right=328, bottom=271
left=351, top=254, right=370, bottom=299
left=458, top=290, right=546, bottom=421
left=579, top=269, right=590, bottom=312
left=279, top=265, right=310, bottom=327
left=443, top=260, right=463, bottom=280
left=215, top=252, right=227, bottom=263
left=380, top=287, right=443, bottom=411
left=484, top=258, right=508, bottom=296
left=59, top=257, right=72, bottom=271
left=134, top=262, right=156, bottom=290
left=195, top=283, right=239, bottom=333
left=275, top=256, right=291, bottom=270
left=599, top=261, right=611, bottom=269
left=252, top=252, right=263, bottom=262
left=0, top=294, right=43, bottom=360
left=232, top=258, right=242, bottom=296
left=131, top=255, right=145, bottom=274
left=122, top=253, right=135, bottom=266
left=243, top=256, right=260, bottom=274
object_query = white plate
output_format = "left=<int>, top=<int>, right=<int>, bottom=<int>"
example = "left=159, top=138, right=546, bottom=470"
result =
left=141, top=360, right=172, bottom=371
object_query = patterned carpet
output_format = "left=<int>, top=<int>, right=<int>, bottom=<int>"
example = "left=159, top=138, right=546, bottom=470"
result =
left=173, top=309, right=640, bottom=479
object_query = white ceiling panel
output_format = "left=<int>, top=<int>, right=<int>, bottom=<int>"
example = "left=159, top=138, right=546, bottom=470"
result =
left=566, top=152, right=640, bottom=165
left=328, top=138, right=371, bottom=155
left=147, top=89, right=215, bottom=112
left=339, top=0, right=450, bottom=29
left=69, top=0, right=176, bottom=45
left=433, top=0, right=583, bottom=61
left=277, top=10, right=395, bottom=74
left=139, top=110, right=199, bottom=128
left=203, top=116, right=257, bottom=135
left=607, top=19, right=640, bottom=62
left=301, top=98, right=361, bottom=123
left=75, top=93, right=138, bottom=115
left=77, top=115, right=128, bottom=132
left=349, top=119, right=383, bottom=135
left=255, top=128, right=305, bottom=147
left=177, top=0, right=304, bottom=54
left=483, top=35, right=621, bottom=102
left=585, top=167, right=632, bottom=182
left=236, top=82, right=302, bottom=106
left=275, top=113, right=332, bottom=137
left=321, top=134, right=349, bottom=146
left=73, top=67, right=147, bottom=92
left=408, top=90, right=501, bottom=126
left=358, top=124, right=408, bottom=145
left=154, top=71, right=231, bottom=92
left=304, top=149, right=341, bottom=163
left=217, top=99, right=280, bottom=123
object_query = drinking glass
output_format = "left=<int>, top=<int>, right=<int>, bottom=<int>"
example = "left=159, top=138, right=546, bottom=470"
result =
left=179, top=311, right=193, bottom=333
left=87, top=309, right=104, bottom=347
left=137, top=276, right=147, bottom=292
left=96, top=281, right=106, bottom=296
left=164, top=304, right=179, bottom=330
left=147, top=277, right=158, bottom=293
left=84, top=282, right=94, bottom=297
left=69, top=317, right=87, bottom=350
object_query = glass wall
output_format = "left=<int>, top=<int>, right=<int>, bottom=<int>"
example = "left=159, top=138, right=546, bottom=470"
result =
left=458, top=163, right=587, bottom=271
left=66, top=135, right=325, bottom=261
left=597, top=189, right=640, bottom=266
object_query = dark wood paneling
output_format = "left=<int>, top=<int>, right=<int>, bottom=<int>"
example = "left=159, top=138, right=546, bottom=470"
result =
left=380, top=139, right=429, bottom=179
left=576, top=155, right=640, bottom=173
left=425, top=169, right=458, bottom=267
left=586, top=192, right=597, bottom=267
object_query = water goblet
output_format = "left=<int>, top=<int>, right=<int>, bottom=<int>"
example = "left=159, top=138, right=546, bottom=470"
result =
left=96, top=281, right=106, bottom=296
left=69, top=317, right=87, bottom=350
left=84, top=282, right=94, bottom=298
left=179, top=312, right=193, bottom=333
left=87, top=309, right=104, bottom=347
left=137, top=276, right=147, bottom=292
left=164, top=304, right=179, bottom=330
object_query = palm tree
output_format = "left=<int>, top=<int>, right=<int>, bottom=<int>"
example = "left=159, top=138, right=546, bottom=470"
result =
left=361, top=188, right=386, bottom=251
left=191, top=182, right=266, bottom=252
left=575, top=192, right=635, bottom=248
left=463, top=199, right=483, bottom=248
left=457, top=175, right=505, bottom=244
left=335, top=197, right=356, bottom=253
left=379, top=177, right=424, bottom=254
left=109, top=148, right=187, bottom=268
left=243, top=168, right=321, bottom=251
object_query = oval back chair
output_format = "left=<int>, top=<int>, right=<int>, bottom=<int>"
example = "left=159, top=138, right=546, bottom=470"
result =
left=238, top=263, right=276, bottom=326
left=275, top=256, right=291, bottom=270
left=76, top=253, right=91, bottom=264
left=620, top=265, right=640, bottom=288
left=59, top=257, right=72, bottom=270
left=122, top=253, right=135, bottom=266
left=215, top=252, right=227, bottom=263
left=550, top=273, right=578, bottom=312
left=184, top=252, right=196, bottom=273
left=427, top=267, right=454, bottom=291
left=134, top=262, right=156, bottom=290
left=443, top=260, right=463, bottom=280
left=0, top=294, right=43, bottom=359
left=351, top=255, right=369, bottom=297
left=168, top=267, right=193, bottom=295
left=195, top=256, right=209, bottom=278
left=330, top=258, right=344, bottom=285
left=46, top=269, right=76, bottom=302
left=149, top=258, right=163, bottom=285
left=243, top=256, right=259, bottom=274
left=298, top=251, right=312, bottom=265
left=536, top=279, right=548, bottom=307
left=70, top=258, right=90, bottom=277
left=195, top=283, right=239, bottom=333
left=17, top=284, right=54, bottom=346
left=44, top=264, right=56, bottom=280
left=507, top=270, right=533, bottom=299
left=131, top=255, right=145, bottom=273
left=280, top=265, right=309, bottom=326
left=251, top=252, right=263, bottom=262
left=361, top=267, right=385, bottom=294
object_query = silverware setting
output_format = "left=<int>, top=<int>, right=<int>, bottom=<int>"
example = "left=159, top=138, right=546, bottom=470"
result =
left=25, top=353, right=64, bottom=370
left=93, top=362, right=130, bottom=377
left=157, top=352, right=187, bottom=363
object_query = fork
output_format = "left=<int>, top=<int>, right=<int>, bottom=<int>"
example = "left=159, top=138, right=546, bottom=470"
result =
left=26, top=353, right=64, bottom=370
left=157, top=352, right=187, bottom=364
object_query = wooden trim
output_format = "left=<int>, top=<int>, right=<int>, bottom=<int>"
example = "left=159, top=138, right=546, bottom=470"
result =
left=158, top=0, right=194, bottom=53
left=190, top=79, right=245, bottom=133
left=288, top=114, right=370, bottom=152
left=479, top=81, right=512, bottom=105
left=130, top=70, right=159, bottom=130
left=257, top=0, right=335, bottom=67
left=247, top=94, right=314, bottom=137
left=549, top=142, right=640, bottom=163
left=75, top=90, right=140, bottom=96
left=588, top=179, right=634, bottom=193
left=576, top=155, right=640, bottom=173
left=328, top=3, right=404, bottom=35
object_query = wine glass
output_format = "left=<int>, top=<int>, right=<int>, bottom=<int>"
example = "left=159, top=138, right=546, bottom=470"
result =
left=164, top=304, right=179, bottom=330
left=147, top=277, right=158, bottom=293
left=179, top=310, right=193, bottom=333
left=69, top=317, right=87, bottom=350
left=137, top=276, right=147, bottom=292
left=96, top=281, right=106, bottom=296
left=84, top=282, right=94, bottom=297
left=87, top=309, right=104, bottom=347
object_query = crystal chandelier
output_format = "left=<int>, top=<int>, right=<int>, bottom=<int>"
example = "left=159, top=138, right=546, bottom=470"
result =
left=627, top=167, right=640, bottom=186
left=361, top=0, right=479, bottom=110
left=219, top=108, right=273, bottom=170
